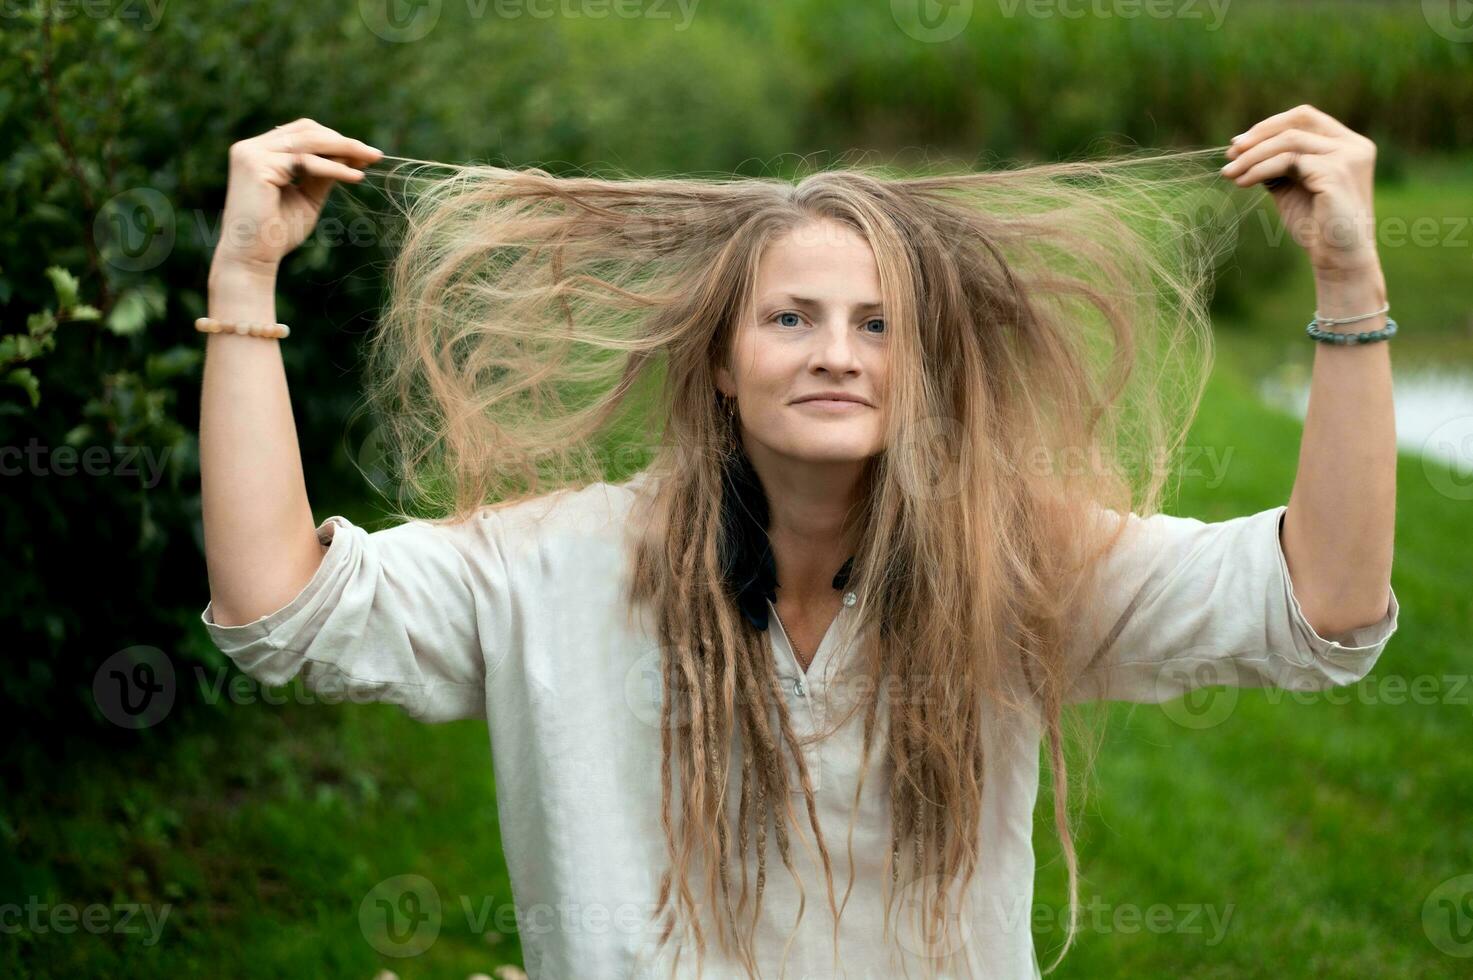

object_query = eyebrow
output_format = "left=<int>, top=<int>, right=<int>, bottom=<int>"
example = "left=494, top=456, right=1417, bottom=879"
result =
left=760, top=293, right=885, bottom=312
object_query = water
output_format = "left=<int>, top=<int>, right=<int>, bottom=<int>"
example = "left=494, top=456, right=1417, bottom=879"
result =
left=1259, top=365, right=1473, bottom=499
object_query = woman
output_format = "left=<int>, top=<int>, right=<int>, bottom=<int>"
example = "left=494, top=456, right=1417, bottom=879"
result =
left=199, top=107, right=1400, bottom=979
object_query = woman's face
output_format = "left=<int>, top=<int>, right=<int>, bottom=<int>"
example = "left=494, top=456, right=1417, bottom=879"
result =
left=716, top=217, right=891, bottom=464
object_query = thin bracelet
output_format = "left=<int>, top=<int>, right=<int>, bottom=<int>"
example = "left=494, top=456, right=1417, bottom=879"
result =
left=194, top=316, right=290, bottom=339
left=1305, top=316, right=1397, bottom=345
left=1311, top=302, right=1389, bottom=327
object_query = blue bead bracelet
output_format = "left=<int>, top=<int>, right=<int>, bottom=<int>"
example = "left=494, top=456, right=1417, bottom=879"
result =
left=1305, top=316, right=1397, bottom=345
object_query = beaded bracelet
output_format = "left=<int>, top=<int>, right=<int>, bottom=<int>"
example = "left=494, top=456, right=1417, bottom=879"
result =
left=1304, top=316, right=1397, bottom=345
left=194, top=316, right=290, bottom=339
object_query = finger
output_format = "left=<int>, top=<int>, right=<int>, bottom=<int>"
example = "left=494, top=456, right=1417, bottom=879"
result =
left=265, top=117, right=319, bottom=145
left=1223, top=129, right=1337, bottom=182
left=1231, top=104, right=1349, bottom=149
left=269, top=117, right=315, bottom=135
left=297, top=120, right=382, bottom=157
left=266, top=119, right=381, bottom=160
left=289, top=153, right=369, bottom=185
left=1229, top=149, right=1327, bottom=189
left=275, top=128, right=383, bottom=164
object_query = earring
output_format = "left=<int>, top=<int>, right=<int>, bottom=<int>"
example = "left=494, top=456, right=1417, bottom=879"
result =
left=724, top=394, right=737, bottom=420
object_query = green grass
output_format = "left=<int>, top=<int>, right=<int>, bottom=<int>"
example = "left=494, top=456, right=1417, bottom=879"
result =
left=2, top=693, right=521, bottom=978
left=5, top=156, right=1470, bottom=979
left=1029, top=158, right=1473, bottom=975
left=1032, top=365, right=1473, bottom=978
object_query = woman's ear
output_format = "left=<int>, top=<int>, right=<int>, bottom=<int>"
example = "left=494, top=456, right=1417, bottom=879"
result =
left=714, top=363, right=735, bottom=398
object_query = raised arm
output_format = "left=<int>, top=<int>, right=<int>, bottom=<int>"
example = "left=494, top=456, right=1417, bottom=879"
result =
left=1219, top=104, right=1395, bottom=637
left=200, top=119, right=382, bottom=626
left=196, top=122, right=505, bottom=724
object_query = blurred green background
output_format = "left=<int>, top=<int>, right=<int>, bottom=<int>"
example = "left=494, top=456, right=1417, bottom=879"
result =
left=2, top=0, right=1470, bottom=976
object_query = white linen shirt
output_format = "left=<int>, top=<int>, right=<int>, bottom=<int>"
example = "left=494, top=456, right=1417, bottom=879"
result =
left=199, top=470, right=1400, bottom=979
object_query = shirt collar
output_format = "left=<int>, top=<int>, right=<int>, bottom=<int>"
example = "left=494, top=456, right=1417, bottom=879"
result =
left=719, top=449, right=855, bottom=632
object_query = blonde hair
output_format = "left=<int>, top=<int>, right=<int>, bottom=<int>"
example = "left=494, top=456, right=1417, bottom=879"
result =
left=352, top=147, right=1245, bottom=978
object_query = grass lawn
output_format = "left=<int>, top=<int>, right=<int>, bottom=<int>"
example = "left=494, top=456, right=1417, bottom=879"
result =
left=4, top=158, right=1468, bottom=979
left=1032, top=365, right=1471, bottom=978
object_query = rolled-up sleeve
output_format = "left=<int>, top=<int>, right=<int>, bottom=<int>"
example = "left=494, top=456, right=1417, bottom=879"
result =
left=199, top=510, right=516, bottom=723
left=1066, top=503, right=1400, bottom=704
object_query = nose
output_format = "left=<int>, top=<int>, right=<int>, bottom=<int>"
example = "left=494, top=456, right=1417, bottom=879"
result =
left=807, top=317, right=863, bottom=376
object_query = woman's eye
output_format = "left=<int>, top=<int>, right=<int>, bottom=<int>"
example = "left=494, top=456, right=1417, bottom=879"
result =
left=769, top=312, right=885, bottom=332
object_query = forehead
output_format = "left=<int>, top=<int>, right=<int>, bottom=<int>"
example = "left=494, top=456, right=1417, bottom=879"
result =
left=753, top=219, right=880, bottom=296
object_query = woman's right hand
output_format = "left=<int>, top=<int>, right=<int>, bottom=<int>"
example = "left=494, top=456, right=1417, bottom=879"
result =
left=211, top=118, right=383, bottom=276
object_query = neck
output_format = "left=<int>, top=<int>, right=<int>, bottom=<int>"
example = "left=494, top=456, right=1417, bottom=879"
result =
left=743, top=439, right=865, bottom=604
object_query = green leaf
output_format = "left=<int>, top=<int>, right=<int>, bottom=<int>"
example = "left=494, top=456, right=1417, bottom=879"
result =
left=31, top=203, right=71, bottom=225
left=107, top=293, right=148, bottom=336
left=67, top=303, right=102, bottom=321
left=145, top=346, right=202, bottom=384
left=63, top=423, right=95, bottom=447
left=4, top=367, right=40, bottom=408
left=26, top=310, right=57, bottom=335
left=105, top=283, right=165, bottom=336
left=45, top=266, right=80, bottom=309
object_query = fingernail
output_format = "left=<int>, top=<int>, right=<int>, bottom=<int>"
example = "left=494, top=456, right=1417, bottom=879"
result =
left=1230, top=133, right=1247, bottom=143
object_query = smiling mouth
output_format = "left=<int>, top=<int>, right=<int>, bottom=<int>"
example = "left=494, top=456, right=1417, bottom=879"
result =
left=794, top=398, right=871, bottom=409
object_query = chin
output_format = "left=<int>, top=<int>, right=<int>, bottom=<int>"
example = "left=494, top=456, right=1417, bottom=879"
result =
left=784, top=432, right=880, bottom=462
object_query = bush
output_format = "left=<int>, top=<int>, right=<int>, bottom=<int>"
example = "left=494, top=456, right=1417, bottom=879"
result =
left=3, top=0, right=1467, bottom=735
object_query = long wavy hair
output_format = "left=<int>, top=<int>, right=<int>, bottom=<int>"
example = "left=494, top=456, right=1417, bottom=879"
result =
left=351, top=147, right=1245, bottom=978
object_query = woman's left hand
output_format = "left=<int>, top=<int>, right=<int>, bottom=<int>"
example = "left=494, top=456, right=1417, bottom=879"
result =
left=1220, top=103, right=1381, bottom=278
